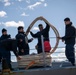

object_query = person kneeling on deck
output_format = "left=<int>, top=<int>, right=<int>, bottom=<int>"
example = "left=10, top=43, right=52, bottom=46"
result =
left=16, top=26, right=33, bottom=56
left=0, top=38, right=21, bottom=70
left=30, top=16, right=51, bottom=54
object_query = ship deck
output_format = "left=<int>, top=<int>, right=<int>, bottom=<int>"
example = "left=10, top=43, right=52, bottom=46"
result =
left=0, top=61, right=76, bottom=75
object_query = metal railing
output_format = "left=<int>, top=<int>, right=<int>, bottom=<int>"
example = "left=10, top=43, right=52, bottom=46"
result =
left=10, top=37, right=76, bottom=70
left=11, top=36, right=76, bottom=63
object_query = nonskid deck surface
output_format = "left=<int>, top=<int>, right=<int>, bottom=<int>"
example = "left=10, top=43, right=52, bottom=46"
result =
left=0, top=62, right=76, bottom=75
left=0, top=61, right=76, bottom=70
left=0, top=61, right=76, bottom=75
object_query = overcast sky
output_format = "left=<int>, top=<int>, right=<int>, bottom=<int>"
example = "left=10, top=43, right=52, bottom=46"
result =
left=0, top=0, right=76, bottom=61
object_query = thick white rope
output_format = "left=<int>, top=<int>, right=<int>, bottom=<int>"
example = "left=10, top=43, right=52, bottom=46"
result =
left=26, top=16, right=60, bottom=54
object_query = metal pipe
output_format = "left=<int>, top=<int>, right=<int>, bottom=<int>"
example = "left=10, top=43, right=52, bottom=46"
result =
left=41, top=35, right=46, bottom=68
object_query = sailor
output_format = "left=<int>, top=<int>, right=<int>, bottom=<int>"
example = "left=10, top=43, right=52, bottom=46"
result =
left=58, top=18, right=76, bottom=66
left=0, top=28, right=11, bottom=70
left=0, top=38, right=21, bottom=70
left=30, top=16, right=50, bottom=54
left=15, top=26, right=33, bottom=55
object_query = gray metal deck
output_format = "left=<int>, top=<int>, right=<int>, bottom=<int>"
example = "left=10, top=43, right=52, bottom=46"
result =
left=0, top=61, right=76, bottom=75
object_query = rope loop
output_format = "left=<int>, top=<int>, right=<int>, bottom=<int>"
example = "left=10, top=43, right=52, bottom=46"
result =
left=26, top=16, right=60, bottom=54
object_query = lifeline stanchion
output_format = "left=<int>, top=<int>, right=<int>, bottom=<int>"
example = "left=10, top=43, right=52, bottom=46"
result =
left=41, top=35, right=46, bottom=68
